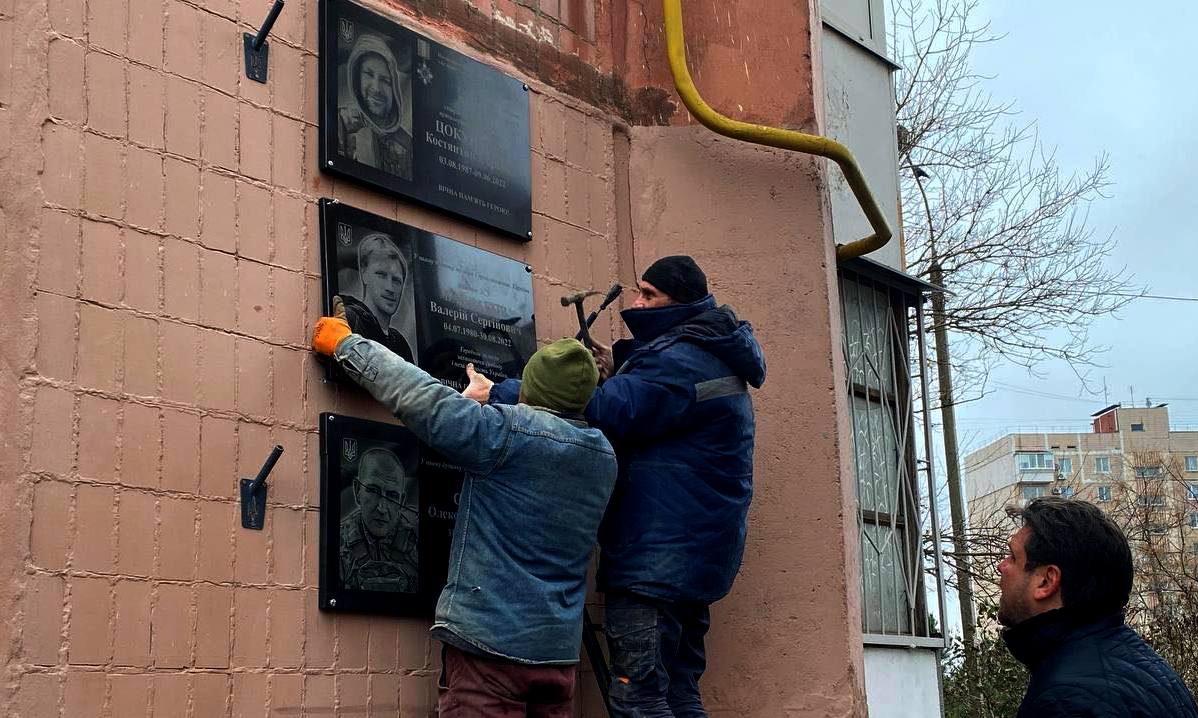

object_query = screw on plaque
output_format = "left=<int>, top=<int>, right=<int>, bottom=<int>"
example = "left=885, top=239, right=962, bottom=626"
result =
left=240, top=444, right=284, bottom=530
left=244, top=0, right=285, bottom=84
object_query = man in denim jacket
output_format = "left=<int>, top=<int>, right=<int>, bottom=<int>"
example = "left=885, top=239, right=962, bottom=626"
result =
left=313, top=299, right=617, bottom=716
left=476, top=256, right=766, bottom=717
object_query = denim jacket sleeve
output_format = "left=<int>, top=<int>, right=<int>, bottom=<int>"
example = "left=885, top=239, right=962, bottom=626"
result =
left=335, top=335, right=511, bottom=476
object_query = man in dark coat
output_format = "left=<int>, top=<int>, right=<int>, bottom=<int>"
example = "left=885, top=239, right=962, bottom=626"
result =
left=475, top=255, right=766, bottom=717
left=999, top=497, right=1197, bottom=718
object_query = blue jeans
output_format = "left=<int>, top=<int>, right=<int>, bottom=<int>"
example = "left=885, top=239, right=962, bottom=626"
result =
left=603, top=593, right=711, bottom=718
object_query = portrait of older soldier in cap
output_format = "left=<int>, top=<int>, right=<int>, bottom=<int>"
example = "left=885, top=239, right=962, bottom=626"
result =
left=339, top=446, right=419, bottom=593
left=337, top=33, right=414, bottom=180
left=340, top=232, right=416, bottom=363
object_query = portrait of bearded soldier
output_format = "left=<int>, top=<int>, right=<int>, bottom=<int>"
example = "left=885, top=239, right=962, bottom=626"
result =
left=339, top=447, right=419, bottom=592
left=337, top=33, right=414, bottom=180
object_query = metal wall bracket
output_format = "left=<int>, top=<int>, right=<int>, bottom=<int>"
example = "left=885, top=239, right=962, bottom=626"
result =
left=240, top=445, right=284, bottom=530
left=240, top=477, right=268, bottom=529
left=243, top=33, right=270, bottom=83
left=243, top=0, right=285, bottom=84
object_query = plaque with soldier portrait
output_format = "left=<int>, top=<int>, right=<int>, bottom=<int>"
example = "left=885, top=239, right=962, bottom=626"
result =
left=319, top=198, right=536, bottom=387
left=318, top=201, right=537, bottom=615
left=319, top=0, right=532, bottom=240
left=319, top=413, right=428, bottom=614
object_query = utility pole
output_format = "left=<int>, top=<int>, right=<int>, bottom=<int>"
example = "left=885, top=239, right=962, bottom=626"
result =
left=928, top=261, right=976, bottom=646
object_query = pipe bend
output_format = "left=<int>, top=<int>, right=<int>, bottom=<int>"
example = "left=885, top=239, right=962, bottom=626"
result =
left=662, top=0, right=892, bottom=262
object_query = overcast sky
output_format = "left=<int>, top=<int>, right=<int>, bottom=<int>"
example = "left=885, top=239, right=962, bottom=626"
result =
left=950, top=0, right=1198, bottom=453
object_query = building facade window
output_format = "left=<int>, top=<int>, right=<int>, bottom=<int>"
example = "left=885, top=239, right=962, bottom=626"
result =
left=1057, top=487, right=1074, bottom=498
left=1189, top=512, right=1198, bottom=529
left=1017, top=452, right=1054, bottom=471
left=840, top=262, right=943, bottom=645
left=1023, top=485, right=1048, bottom=500
left=1095, top=456, right=1110, bottom=473
left=1188, top=483, right=1198, bottom=501
left=1057, top=457, right=1072, bottom=477
left=1131, top=422, right=1145, bottom=432
left=1097, top=485, right=1112, bottom=502
left=1186, top=456, right=1198, bottom=472
left=1134, top=466, right=1162, bottom=479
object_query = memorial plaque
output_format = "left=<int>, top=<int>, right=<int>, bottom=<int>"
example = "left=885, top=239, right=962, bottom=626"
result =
left=319, top=0, right=533, bottom=240
left=319, top=413, right=427, bottom=614
left=318, top=199, right=537, bottom=614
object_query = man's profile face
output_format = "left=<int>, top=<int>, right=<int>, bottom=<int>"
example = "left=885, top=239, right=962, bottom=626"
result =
left=355, top=451, right=413, bottom=539
left=362, top=253, right=405, bottom=318
left=631, top=280, right=675, bottom=309
left=997, top=526, right=1038, bottom=626
left=359, top=54, right=395, bottom=119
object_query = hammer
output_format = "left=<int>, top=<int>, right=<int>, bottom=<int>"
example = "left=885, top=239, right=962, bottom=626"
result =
left=575, top=283, right=623, bottom=342
left=561, top=290, right=601, bottom=349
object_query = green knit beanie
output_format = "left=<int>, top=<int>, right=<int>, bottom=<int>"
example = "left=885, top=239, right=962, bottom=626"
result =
left=520, top=338, right=599, bottom=414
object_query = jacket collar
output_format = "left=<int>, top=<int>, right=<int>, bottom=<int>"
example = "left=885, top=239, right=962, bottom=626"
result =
left=1002, top=607, right=1126, bottom=670
left=523, top=403, right=589, bottom=427
left=620, top=295, right=716, bottom=342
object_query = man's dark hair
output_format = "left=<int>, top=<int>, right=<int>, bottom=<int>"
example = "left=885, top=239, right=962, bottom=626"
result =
left=1012, top=497, right=1133, bottom=617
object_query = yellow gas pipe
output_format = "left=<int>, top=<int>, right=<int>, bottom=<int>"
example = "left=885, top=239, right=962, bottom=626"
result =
left=662, top=0, right=892, bottom=261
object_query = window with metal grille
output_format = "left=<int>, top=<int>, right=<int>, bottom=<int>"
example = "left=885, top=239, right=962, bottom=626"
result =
left=840, top=261, right=944, bottom=647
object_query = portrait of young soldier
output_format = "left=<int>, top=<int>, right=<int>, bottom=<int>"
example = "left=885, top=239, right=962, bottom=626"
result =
left=337, top=32, right=414, bottom=180
left=339, top=445, right=419, bottom=593
left=340, top=232, right=416, bottom=363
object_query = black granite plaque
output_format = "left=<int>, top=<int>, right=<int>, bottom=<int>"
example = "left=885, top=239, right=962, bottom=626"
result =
left=318, top=199, right=537, bottom=615
left=319, top=413, right=427, bottom=614
left=319, top=0, right=533, bottom=240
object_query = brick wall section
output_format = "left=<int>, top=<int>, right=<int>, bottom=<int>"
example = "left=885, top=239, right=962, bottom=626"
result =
left=4, top=0, right=621, bottom=714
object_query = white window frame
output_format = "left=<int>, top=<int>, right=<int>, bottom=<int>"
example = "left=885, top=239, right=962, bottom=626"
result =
left=1186, top=456, right=1198, bottom=472
left=1188, top=483, right=1198, bottom=501
left=1097, top=485, right=1112, bottom=502
left=1057, top=457, right=1072, bottom=477
left=1135, top=466, right=1162, bottom=479
left=1095, top=456, right=1110, bottom=474
left=1017, top=452, right=1055, bottom=471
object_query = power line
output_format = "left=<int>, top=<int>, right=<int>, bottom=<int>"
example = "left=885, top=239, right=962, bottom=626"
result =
left=1103, top=292, right=1198, bottom=303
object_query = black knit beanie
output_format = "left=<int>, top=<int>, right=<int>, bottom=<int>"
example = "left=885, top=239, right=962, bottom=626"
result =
left=641, top=255, right=708, bottom=304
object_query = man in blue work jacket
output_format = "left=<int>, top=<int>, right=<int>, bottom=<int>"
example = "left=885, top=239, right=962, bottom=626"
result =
left=473, top=256, right=766, bottom=717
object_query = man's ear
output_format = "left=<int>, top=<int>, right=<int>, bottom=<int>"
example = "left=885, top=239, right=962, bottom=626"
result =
left=1033, top=564, right=1063, bottom=601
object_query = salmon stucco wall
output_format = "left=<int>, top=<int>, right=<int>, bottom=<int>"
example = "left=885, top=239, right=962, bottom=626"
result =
left=0, top=0, right=864, bottom=715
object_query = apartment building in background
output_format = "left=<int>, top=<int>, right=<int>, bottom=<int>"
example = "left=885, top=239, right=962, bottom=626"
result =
left=964, top=403, right=1198, bottom=608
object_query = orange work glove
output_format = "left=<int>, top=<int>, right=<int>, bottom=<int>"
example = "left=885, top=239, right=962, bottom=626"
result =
left=312, top=296, right=352, bottom=356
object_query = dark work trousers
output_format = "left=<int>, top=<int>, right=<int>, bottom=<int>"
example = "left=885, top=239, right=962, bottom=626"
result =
left=603, top=592, right=711, bottom=718
left=437, top=644, right=576, bottom=717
